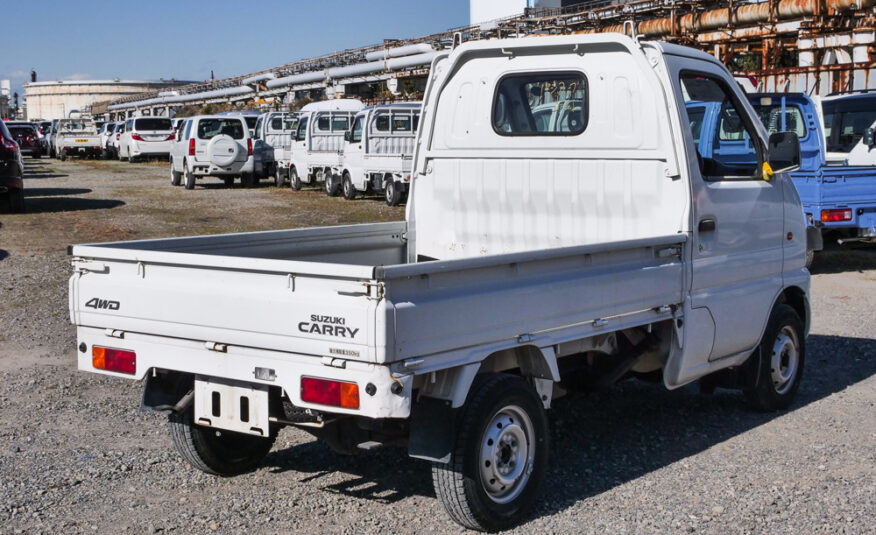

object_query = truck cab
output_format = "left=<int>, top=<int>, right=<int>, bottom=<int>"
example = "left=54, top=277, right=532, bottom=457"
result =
left=287, top=99, right=363, bottom=192
left=337, top=102, right=421, bottom=205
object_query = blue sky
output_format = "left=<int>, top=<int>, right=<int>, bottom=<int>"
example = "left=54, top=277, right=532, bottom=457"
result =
left=2, top=0, right=469, bottom=97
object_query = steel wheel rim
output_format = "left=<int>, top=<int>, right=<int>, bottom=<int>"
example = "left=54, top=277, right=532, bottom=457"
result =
left=478, top=404, right=535, bottom=504
left=770, top=325, right=799, bottom=395
left=385, top=182, right=394, bottom=203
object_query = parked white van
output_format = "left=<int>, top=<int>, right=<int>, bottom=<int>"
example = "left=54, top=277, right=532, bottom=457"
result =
left=335, top=103, right=420, bottom=205
left=286, top=99, right=364, bottom=191
left=118, top=117, right=175, bottom=162
left=169, top=115, right=254, bottom=189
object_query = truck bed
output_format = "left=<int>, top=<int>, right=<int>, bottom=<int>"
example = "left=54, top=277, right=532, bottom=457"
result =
left=792, top=166, right=876, bottom=229
left=70, top=221, right=685, bottom=367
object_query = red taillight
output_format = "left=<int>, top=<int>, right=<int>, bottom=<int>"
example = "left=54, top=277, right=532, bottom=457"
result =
left=92, top=346, right=136, bottom=375
left=131, top=132, right=144, bottom=141
left=821, top=209, right=852, bottom=222
left=247, top=138, right=253, bottom=157
left=0, top=133, right=17, bottom=152
left=301, top=377, right=359, bottom=409
left=116, top=133, right=120, bottom=140
left=188, top=138, right=195, bottom=156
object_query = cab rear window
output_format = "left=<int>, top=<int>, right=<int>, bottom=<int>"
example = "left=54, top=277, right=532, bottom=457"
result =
left=197, top=119, right=245, bottom=140
left=135, top=118, right=172, bottom=131
left=493, top=71, right=588, bottom=136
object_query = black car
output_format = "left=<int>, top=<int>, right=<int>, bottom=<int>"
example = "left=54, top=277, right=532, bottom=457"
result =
left=0, top=121, right=25, bottom=213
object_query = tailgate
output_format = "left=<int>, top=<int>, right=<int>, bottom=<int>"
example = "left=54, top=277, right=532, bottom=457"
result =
left=821, top=167, right=876, bottom=205
left=70, top=252, right=382, bottom=362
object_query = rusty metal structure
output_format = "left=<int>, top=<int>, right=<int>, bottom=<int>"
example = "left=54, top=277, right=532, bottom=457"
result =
left=98, top=0, right=875, bottom=119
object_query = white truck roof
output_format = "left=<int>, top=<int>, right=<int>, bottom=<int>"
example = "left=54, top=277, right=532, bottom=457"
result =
left=301, top=99, right=364, bottom=113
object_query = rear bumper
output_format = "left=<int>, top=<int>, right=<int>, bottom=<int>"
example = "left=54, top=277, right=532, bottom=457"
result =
left=130, top=140, right=172, bottom=156
left=191, top=158, right=254, bottom=177
left=806, top=203, right=876, bottom=233
left=75, top=326, right=413, bottom=419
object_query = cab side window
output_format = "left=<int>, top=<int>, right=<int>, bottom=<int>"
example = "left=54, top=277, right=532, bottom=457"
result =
left=680, top=73, right=761, bottom=180
left=350, top=117, right=363, bottom=143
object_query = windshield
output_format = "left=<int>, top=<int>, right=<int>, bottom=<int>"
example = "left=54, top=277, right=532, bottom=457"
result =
left=60, top=121, right=96, bottom=133
left=197, top=118, right=245, bottom=140
left=823, top=97, right=876, bottom=153
left=754, top=104, right=807, bottom=138
left=135, top=118, right=172, bottom=131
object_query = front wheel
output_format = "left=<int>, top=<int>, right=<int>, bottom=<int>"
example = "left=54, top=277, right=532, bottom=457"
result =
left=289, top=168, right=301, bottom=191
left=169, top=409, right=275, bottom=476
left=342, top=172, right=356, bottom=200
left=432, top=374, right=549, bottom=532
left=744, top=304, right=805, bottom=411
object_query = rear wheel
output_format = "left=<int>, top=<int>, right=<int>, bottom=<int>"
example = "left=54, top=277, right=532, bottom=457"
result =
left=324, top=172, right=340, bottom=197
left=169, top=409, right=275, bottom=477
left=805, top=250, right=815, bottom=269
left=241, top=173, right=254, bottom=188
left=744, top=304, right=805, bottom=411
left=4, top=188, right=25, bottom=213
left=59, top=151, right=67, bottom=161
left=184, top=164, right=196, bottom=190
left=385, top=180, right=402, bottom=206
left=274, top=166, right=285, bottom=187
left=289, top=168, right=301, bottom=191
left=342, top=172, right=357, bottom=200
left=170, top=163, right=182, bottom=186
left=224, top=176, right=235, bottom=188
left=432, top=374, right=549, bottom=532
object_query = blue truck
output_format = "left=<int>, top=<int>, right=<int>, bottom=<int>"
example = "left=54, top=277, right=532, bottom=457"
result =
left=686, top=93, right=876, bottom=265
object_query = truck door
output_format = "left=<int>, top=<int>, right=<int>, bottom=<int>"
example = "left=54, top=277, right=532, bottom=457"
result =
left=673, top=65, right=784, bottom=363
left=344, top=113, right=366, bottom=186
left=291, top=115, right=309, bottom=176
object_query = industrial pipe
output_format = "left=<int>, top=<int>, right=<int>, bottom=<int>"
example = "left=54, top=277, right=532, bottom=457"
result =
left=364, top=43, right=435, bottom=62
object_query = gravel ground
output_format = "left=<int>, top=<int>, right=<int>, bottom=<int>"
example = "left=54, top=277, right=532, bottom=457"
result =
left=0, top=158, right=874, bottom=535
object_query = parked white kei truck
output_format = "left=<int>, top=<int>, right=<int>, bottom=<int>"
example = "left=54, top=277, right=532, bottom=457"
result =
left=334, top=102, right=421, bottom=205
left=70, top=35, right=810, bottom=531
left=283, top=99, right=363, bottom=192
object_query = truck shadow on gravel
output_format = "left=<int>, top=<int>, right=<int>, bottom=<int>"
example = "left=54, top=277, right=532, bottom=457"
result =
left=259, top=333, right=874, bottom=521
left=24, top=188, right=92, bottom=197
left=23, top=198, right=125, bottom=214
left=809, top=241, right=876, bottom=275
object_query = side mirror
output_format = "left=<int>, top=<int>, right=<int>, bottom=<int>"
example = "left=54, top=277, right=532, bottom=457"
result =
left=767, top=131, right=801, bottom=175
left=864, top=127, right=875, bottom=148
left=344, top=130, right=351, bottom=142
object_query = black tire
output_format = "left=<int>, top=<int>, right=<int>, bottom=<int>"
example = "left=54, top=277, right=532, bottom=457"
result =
left=274, top=166, right=285, bottom=187
left=805, top=250, right=815, bottom=269
left=170, top=164, right=182, bottom=186
left=289, top=167, right=301, bottom=191
left=342, top=172, right=357, bottom=200
left=432, top=374, right=549, bottom=532
left=59, top=151, right=67, bottom=161
left=169, top=408, right=275, bottom=477
left=324, top=172, right=340, bottom=197
left=224, top=176, right=235, bottom=188
left=385, top=180, right=402, bottom=206
left=744, top=304, right=805, bottom=412
left=241, top=173, right=254, bottom=188
left=184, top=164, right=196, bottom=190
left=31, top=153, right=41, bottom=159
left=4, top=188, right=25, bottom=213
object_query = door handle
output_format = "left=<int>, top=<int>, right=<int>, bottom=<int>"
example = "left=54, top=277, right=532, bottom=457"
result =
left=698, top=218, right=716, bottom=232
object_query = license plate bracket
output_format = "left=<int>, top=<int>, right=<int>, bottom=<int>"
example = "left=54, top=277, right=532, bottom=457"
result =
left=194, top=377, right=270, bottom=437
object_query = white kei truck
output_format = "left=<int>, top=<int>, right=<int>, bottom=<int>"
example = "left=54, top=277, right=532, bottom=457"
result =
left=70, top=35, right=810, bottom=531
left=251, top=111, right=297, bottom=185
left=282, top=99, right=363, bottom=192
left=334, top=102, right=421, bottom=205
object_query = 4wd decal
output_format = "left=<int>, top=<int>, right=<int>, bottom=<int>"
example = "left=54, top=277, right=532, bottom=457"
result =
left=85, top=297, right=120, bottom=310
left=299, top=314, right=359, bottom=338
